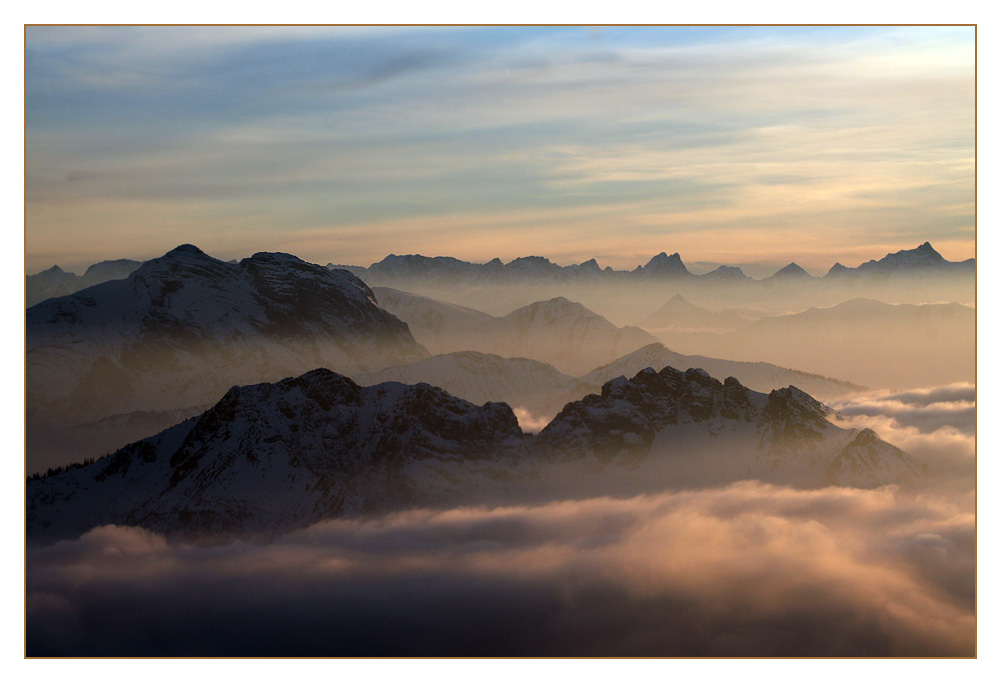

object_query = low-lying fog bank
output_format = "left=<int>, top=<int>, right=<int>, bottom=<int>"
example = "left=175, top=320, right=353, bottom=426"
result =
left=26, top=481, right=974, bottom=657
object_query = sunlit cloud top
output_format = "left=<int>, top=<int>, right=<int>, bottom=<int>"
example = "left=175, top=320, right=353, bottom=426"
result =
left=25, top=26, right=975, bottom=273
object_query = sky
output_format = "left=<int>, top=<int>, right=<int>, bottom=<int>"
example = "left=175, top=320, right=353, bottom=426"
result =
left=25, top=25, right=975, bottom=274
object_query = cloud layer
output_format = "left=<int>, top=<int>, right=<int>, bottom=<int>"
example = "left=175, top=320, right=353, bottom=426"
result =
left=26, top=482, right=974, bottom=657
left=830, top=384, right=976, bottom=495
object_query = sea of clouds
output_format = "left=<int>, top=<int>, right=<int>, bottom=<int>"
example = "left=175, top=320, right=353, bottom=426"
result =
left=26, top=383, right=976, bottom=656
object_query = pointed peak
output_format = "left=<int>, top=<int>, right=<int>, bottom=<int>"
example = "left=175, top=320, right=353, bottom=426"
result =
left=771, top=262, right=811, bottom=278
left=910, top=242, right=944, bottom=259
left=881, top=242, right=944, bottom=264
left=667, top=293, right=689, bottom=304
left=40, top=265, right=67, bottom=275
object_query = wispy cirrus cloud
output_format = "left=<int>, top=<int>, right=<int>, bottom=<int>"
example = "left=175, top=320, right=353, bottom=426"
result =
left=26, top=26, right=974, bottom=273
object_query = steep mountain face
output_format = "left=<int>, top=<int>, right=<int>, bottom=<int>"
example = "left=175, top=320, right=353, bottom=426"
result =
left=638, top=252, right=692, bottom=279
left=28, top=367, right=921, bottom=543
left=372, top=289, right=658, bottom=376
left=25, top=258, right=143, bottom=307
left=372, top=286, right=493, bottom=355
left=640, top=294, right=751, bottom=333
left=350, top=342, right=864, bottom=424
left=27, top=370, right=526, bottom=542
left=572, top=343, right=865, bottom=402
left=827, top=428, right=917, bottom=488
left=536, top=367, right=922, bottom=488
left=27, top=245, right=427, bottom=433
left=474, top=297, right=659, bottom=375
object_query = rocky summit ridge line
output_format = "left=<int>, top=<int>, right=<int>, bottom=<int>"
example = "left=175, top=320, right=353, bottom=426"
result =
left=331, top=242, right=973, bottom=284
left=25, top=243, right=972, bottom=309
left=28, top=366, right=923, bottom=543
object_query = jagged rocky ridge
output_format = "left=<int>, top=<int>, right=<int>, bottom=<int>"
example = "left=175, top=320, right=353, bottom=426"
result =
left=354, top=343, right=865, bottom=422
left=27, top=367, right=922, bottom=542
left=536, top=366, right=918, bottom=487
left=27, top=370, right=525, bottom=542
left=332, top=242, right=973, bottom=286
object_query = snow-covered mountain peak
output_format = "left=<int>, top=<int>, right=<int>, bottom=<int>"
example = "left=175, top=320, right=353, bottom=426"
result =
left=28, top=365, right=923, bottom=542
left=28, top=369, right=528, bottom=540
left=246, top=250, right=308, bottom=266
left=168, top=243, right=206, bottom=256
left=537, top=365, right=915, bottom=486
left=132, top=243, right=231, bottom=281
left=761, top=385, right=833, bottom=443
left=27, top=245, right=428, bottom=430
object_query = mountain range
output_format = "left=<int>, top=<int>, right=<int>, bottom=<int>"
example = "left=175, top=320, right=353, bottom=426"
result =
left=374, top=289, right=658, bottom=375
left=27, top=366, right=921, bottom=543
left=356, top=343, right=864, bottom=423
left=27, top=244, right=427, bottom=431
left=331, top=241, right=973, bottom=286
left=25, top=243, right=972, bottom=309
left=26, top=246, right=879, bottom=473
left=26, top=258, right=143, bottom=307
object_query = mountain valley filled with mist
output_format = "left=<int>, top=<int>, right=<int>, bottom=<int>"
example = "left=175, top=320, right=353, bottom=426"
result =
left=25, top=241, right=976, bottom=656
left=23, top=24, right=976, bottom=659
